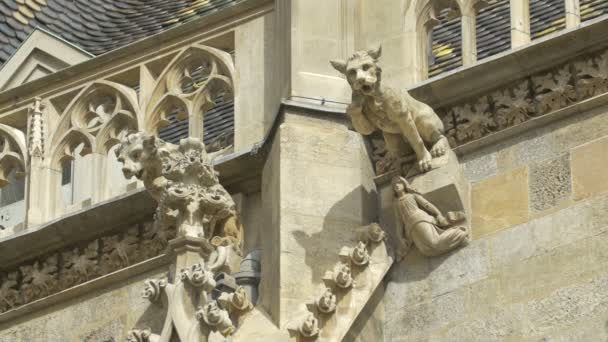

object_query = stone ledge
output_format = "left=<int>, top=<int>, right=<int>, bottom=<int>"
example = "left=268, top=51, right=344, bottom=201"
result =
left=409, top=16, right=608, bottom=108
left=0, top=254, right=170, bottom=326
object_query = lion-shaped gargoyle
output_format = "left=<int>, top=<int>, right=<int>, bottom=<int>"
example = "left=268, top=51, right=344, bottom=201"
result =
left=331, top=46, right=449, bottom=172
left=115, top=132, right=243, bottom=253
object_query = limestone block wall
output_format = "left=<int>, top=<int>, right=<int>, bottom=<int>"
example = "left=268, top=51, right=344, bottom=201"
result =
left=384, top=103, right=608, bottom=340
left=0, top=267, right=167, bottom=342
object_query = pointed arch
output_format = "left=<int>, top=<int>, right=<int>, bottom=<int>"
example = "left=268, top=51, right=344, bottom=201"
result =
left=0, top=124, right=26, bottom=187
left=49, top=80, right=139, bottom=160
left=144, top=44, right=236, bottom=137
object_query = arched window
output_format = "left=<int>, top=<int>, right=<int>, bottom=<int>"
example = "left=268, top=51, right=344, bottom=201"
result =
left=530, top=0, right=566, bottom=40
left=428, top=3, right=463, bottom=78
left=158, top=50, right=235, bottom=153
left=476, top=0, right=511, bottom=60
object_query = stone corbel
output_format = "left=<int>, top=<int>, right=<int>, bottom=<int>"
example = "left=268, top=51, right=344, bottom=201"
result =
left=315, top=288, right=337, bottom=314
left=323, top=262, right=354, bottom=290
left=287, top=311, right=320, bottom=340
left=195, top=300, right=236, bottom=337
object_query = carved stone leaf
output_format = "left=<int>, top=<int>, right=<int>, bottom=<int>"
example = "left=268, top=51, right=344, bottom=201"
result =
left=62, top=241, right=99, bottom=287
left=141, top=222, right=173, bottom=259
left=439, top=109, right=457, bottom=147
left=575, top=52, right=608, bottom=99
left=20, top=256, right=59, bottom=303
left=452, top=97, right=496, bottom=143
left=493, top=82, right=533, bottom=129
left=101, top=227, right=139, bottom=272
left=0, top=272, right=21, bottom=312
left=533, top=67, right=575, bottom=114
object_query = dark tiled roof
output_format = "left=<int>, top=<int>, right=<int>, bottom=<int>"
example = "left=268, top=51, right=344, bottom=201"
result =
left=0, top=0, right=241, bottom=66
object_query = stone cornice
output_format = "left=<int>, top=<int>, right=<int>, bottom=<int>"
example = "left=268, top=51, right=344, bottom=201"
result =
left=409, top=16, right=608, bottom=108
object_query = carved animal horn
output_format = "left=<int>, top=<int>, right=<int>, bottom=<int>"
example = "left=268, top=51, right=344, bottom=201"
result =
left=368, top=45, right=382, bottom=60
left=330, top=59, right=347, bottom=74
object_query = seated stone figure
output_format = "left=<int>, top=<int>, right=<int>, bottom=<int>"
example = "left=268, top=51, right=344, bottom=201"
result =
left=392, top=176, right=468, bottom=258
left=331, top=46, right=449, bottom=172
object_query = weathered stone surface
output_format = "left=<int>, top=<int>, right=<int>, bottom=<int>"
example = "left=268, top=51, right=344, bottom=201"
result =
left=78, top=317, right=126, bottom=342
left=462, top=151, right=497, bottom=183
left=489, top=192, right=608, bottom=269
left=523, top=275, right=608, bottom=337
left=471, top=167, right=529, bottom=238
left=443, top=303, right=529, bottom=342
left=496, top=133, right=560, bottom=173
left=529, top=154, right=571, bottom=212
left=571, top=136, right=608, bottom=201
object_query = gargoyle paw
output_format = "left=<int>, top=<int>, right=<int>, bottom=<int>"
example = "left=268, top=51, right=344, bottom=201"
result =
left=430, top=136, right=449, bottom=157
left=418, top=154, right=432, bottom=172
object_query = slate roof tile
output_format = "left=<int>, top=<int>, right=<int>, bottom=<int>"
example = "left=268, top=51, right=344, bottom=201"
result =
left=0, top=0, right=242, bottom=66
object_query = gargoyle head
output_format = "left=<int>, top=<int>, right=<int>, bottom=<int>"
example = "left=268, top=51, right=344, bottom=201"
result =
left=331, top=46, right=382, bottom=96
left=115, top=132, right=162, bottom=183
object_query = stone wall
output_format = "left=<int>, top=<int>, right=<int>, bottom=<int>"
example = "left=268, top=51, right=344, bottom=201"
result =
left=384, top=102, right=608, bottom=341
left=0, top=267, right=167, bottom=342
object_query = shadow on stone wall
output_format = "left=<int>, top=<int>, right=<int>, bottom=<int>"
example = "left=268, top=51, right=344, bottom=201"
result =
left=291, top=185, right=377, bottom=284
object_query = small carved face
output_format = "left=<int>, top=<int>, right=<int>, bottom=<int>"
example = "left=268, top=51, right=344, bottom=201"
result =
left=141, top=282, right=154, bottom=299
left=331, top=46, right=382, bottom=96
left=190, top=264, right=206, bottom=283
left=205, top=302, right=221, bottom=323
left=300, top=313, right=319, bottom=337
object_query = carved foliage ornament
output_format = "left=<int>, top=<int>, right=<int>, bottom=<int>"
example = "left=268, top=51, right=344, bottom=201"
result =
left=291, top=224, right=388, bottom=340
left=0, top=221, right=175, bottom=314
left=133, top=256, right=253, bottom=341
left=436, top=48, right=608, bottom=148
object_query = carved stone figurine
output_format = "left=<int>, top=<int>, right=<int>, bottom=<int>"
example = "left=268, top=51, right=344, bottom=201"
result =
left=393, top=176, right=468, bottom=258
left=195, top=301, right=236, bottom=337
left=218, top=286, right=253, bottom=313
left=316, top=287, right=337, bottom=314
left=334, top=262, right=353, bottom=289
left=331, top=46, right=449, bottom=172
left=299, top=312, right=320, bottom=338
left=126, top=328, right=160, bottom=342
left=115, top=132, right=243, bottom=253
left=350, top=241, right=370, bottom=266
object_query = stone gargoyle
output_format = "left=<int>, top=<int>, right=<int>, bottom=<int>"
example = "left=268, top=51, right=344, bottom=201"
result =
left=331, top=46, right=449, bottom=172
left=115, top=132, right=243, bottom=253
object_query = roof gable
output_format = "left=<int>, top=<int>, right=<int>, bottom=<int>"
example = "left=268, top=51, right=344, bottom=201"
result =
left=0, top=28, right=92, bottom=91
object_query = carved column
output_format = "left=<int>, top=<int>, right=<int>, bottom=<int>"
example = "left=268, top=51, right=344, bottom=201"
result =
left=25, top=97, right=46, bottom=227
left=565, top=0, right=581, bottom=28
left=461, top=4, right=478, bottom=66
left=510, top=0, right=531, bottom=48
